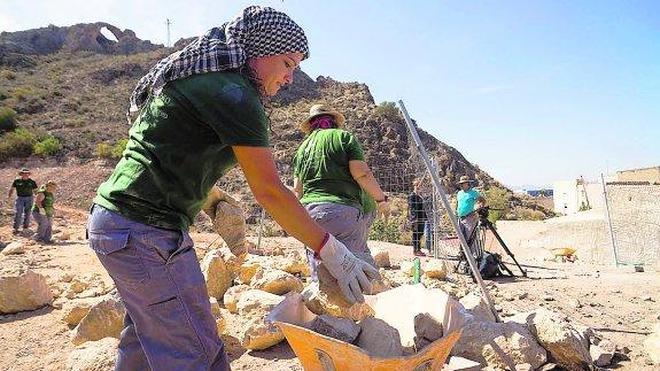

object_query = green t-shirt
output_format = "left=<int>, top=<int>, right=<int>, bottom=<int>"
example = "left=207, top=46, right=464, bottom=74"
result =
left=12, top=178, right=38, bottom=197
left=293, top=129, right=366, bottom=210
left=33, top=186, right=54, bottom=217
left=94, top=71, right=269, bottom=230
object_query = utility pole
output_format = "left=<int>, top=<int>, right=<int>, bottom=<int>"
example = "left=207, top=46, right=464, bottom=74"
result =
left=166, top=18, right=173, bottom=47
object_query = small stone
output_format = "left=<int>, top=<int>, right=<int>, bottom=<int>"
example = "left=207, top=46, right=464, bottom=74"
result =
left=641, top=295, right=654, bottom=302
left=200, top=249, right=232, bottom=301
left=518, top=292, right=528, bottom=300
left=423, top=260, right=447, bottom=280
left=590, top=344, right=613, bottom=366
left=250, top=269, right=303, bottom=295
left=372, top=248, right=390, bottom=268
left=356, top=317, right=403, bottom=358
left=543, top=295, right=555, bottom=302
left=569, top=298, right=582, bottom=309
left=1, top=241, right=25, bottom=255
left=309, top=314, right=360, bottom=343
left=444, top=356, right=481, bottom=371
left=240, top=316, right=284, bottom=350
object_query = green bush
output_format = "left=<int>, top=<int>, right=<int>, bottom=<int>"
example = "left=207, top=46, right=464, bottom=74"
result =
left=0, top=127, right=36, bottom=161
left=369, top=218, right=402, bottom=243
left=484, top=186, right=511, bottom=223
left=0, top=106, right=17, bottom=132
left=374, top=101, right=400, bottom=120
left=96, top=138, right=128, bottom=159
left=112, top=138, right=128, bottom=158
left=33, top=135, right=62, bottom=157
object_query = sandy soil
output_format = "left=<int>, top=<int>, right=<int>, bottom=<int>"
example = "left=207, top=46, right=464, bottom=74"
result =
left=0, top=165, right=658, bottom=370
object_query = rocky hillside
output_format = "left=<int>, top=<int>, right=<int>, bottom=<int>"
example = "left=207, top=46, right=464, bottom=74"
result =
left=0, top=22, right=551, bottom=219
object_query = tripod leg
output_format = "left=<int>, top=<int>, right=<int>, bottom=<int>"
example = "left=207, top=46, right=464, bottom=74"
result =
left=486, top=223, right=527, bottom=277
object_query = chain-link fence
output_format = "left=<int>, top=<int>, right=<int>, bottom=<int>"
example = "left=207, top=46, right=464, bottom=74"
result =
left=234, top=121, right=471, bottom=262
left=605, top=182, right=660, bottom=267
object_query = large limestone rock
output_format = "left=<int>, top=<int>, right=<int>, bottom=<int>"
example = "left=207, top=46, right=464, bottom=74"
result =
left=309, top=314, right=361, bottom=343
left=223, top=284, right=250, bottom=313
left=250, top=269, right=303, bottom=295
left=0, top=263, right=53, bottom=313
left=200, top=249, right=232, bottom=301
left=217, top=247, right=244, bottom=278
left=301, top=266, right=375, bottom=321
left=508, top=309, right=592, bottom=370
left=235, top=289, right=286, bottom=350
left=241, top=316, right=285, bottom=350
left=71, top=294, right=125, bottom=345
left=424, top=260, right=448, bottom=280
left=236, top=289, right=284, bottom=318
left=356, top=317, right=404, bottom=358
left=203, top=187, right=247, bottom=256
left=414, top=312, right=444, bottom=350
left=644, top=323, right=660, bottom=365
left=452, top=320, right=547, bottom=370
left=66, top=337, right=119, bottom=371
left=237, top=257, right=266, bottom=285
left=459, top=292, right=496, bottom=322
left=61, top=297, right=104, bottom=326
left=1, top=241, right=25, bottom=255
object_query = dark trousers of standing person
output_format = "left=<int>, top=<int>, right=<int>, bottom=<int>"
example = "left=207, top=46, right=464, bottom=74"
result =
left=411, top=219, right=425, bottom=253
left=13, top=196, right=33, bottom=231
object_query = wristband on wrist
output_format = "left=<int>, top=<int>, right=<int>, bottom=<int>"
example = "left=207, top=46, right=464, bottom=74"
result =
left=316, top=232, right=330, bottom=258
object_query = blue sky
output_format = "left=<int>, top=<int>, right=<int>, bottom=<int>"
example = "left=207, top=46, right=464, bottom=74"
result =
left=1, top=1, right=658, bottom=187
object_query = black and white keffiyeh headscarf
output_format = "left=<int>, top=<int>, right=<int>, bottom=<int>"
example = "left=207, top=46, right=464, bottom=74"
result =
left=128, top=6, right=309, bottom=118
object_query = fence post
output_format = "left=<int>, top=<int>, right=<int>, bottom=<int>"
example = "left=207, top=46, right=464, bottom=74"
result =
left=397, top=100, right=500, bottom=322
left=601, top=173, right=619, bottom=266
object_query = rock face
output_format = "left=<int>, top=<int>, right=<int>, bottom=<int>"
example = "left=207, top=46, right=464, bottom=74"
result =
left=644, top=323, right=660, bottom=365
left=250, top=269, right=303, bottom=295
left=66, top=337, right=119, bottom=371
left=71, top=294, right=125, bottom=345
left=0, top=23, right=161, bottom=55
left=356, top=317, right=404, bottom=358
left=452, top=320, right=547, bottom=370
left=0, top=263, right=53, bottom=313
left=200, top=249, right=232, bottom=301
left=309, top=314, right=361, bottom=343
left=459, top=292, right=496, bottom=322
left=508, top=309, right=592, bottom=370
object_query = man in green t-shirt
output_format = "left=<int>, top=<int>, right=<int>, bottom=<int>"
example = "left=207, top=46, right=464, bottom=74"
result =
left=7, top=168, right=38, bottom=234
left=87, top=7, right=378, bottom=370
left=293, top=104, right=390, bottom=282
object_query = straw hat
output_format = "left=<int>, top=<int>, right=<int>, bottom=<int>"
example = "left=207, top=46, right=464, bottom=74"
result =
left=18, top=168, right=30, bottom=175
left=299, top=104, right=345, bottom=134
left=458, top=175, right=474, bottom=185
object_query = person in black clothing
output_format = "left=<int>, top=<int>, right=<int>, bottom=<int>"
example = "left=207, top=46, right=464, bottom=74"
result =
left=408, top=180, right=428, bottom=256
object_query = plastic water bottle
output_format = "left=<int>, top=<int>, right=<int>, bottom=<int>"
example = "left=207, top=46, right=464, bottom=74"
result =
left=412, top=258, right=421, bottom=284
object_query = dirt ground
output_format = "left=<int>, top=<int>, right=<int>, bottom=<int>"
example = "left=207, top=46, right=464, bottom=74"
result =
left=0, top=166, right=658, bottom=370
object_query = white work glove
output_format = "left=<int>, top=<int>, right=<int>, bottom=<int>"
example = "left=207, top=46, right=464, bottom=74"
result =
left=318, top=234, right=380, bottom=304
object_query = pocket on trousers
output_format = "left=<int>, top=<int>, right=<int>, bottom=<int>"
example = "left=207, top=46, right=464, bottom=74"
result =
left=89, top=229, right=148, bottom=284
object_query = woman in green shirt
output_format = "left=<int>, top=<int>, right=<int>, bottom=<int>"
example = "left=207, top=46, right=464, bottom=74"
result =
left=32, top=180, right=56, bottom=243
left=293, top=104, right=390, bottom=281
left=88, top=7, right=378, bottom=370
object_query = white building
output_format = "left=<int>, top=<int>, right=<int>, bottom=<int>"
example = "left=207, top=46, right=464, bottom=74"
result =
left=553, top=177, right=607, bottom=215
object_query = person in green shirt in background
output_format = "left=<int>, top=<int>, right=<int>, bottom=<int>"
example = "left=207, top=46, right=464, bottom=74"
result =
left=7, top=168, right=38, bottom=234
left=32, top=180, right=57, bottom=243
left=293, top=104, right=390, bottom=282
left=87, top=7, right=378, bottom=370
